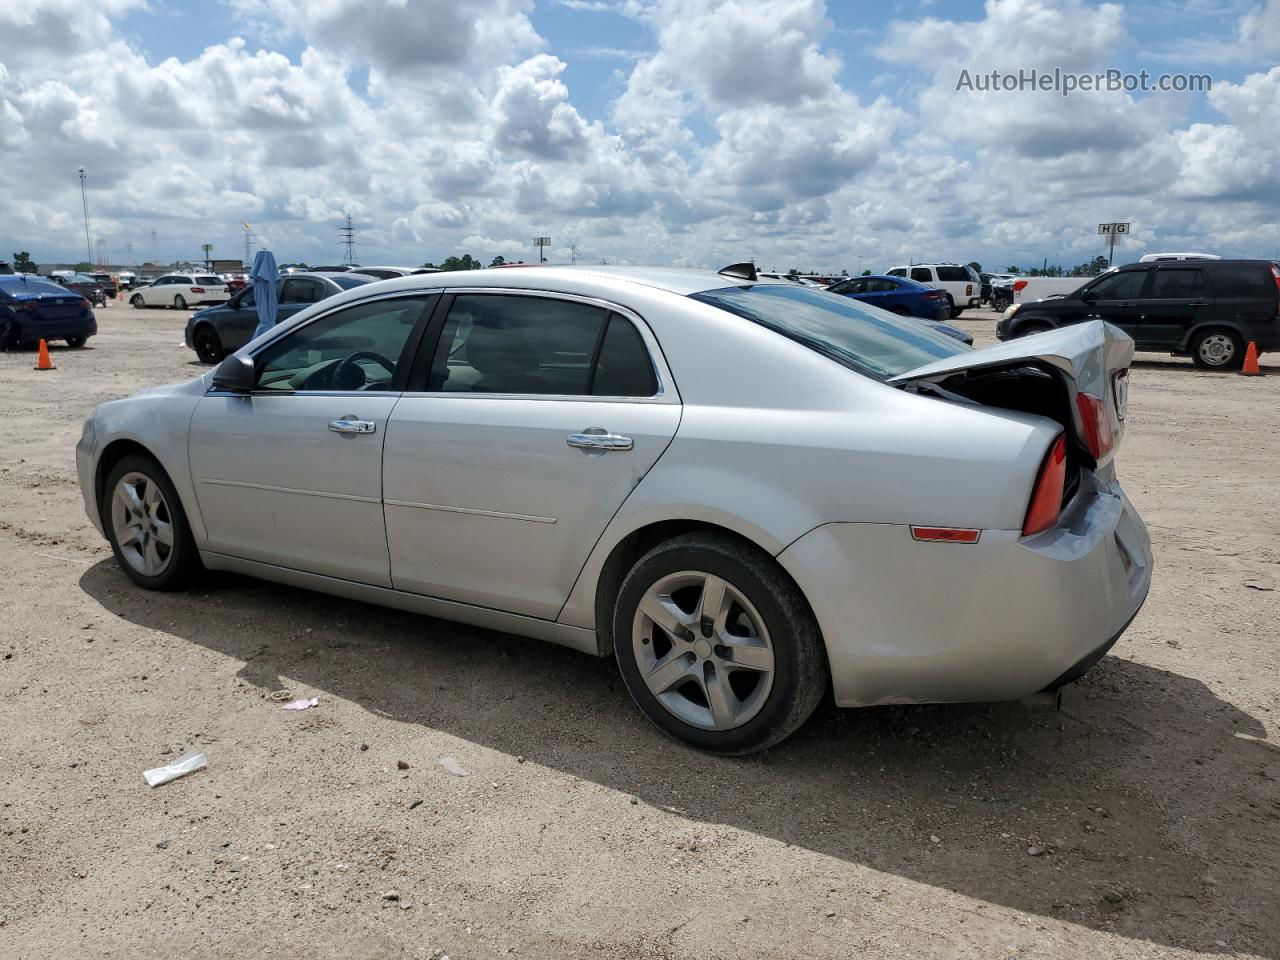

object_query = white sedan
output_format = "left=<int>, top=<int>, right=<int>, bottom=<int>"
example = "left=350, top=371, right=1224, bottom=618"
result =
left=129, top=273, right=230, bottom=310
left=76, top=264, right=1151, bottom=753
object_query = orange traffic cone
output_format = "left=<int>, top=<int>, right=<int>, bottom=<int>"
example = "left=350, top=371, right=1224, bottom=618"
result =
left=34, top=339, right=55, bottom=371
left=1242, top=341, right=1262, bottom=376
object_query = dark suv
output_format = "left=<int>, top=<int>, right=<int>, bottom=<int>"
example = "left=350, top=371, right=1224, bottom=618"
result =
left=997, top=259, right=1280, bottom=369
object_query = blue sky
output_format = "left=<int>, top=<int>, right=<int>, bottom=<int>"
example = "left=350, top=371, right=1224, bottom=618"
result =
left=3, top=0, right=1279, bottom=270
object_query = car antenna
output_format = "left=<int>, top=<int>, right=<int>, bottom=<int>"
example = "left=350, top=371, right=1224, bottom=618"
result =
left=718, top=262, right=758, bottom=282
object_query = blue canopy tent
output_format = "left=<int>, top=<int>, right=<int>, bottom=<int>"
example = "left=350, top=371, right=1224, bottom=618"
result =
left=249, top=250, right=279, bottom=341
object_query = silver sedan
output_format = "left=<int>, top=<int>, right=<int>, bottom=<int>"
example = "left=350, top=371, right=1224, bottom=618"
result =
left=76, top=265, right=1151, bottom=753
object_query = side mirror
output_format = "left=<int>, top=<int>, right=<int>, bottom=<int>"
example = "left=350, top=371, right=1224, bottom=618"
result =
left=211, top=354, right=255, bottom=392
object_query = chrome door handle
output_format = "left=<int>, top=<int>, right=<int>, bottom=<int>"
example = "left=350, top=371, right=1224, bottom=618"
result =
left=328, top=415, right=376, bottom=435
left=567, top=429, right=633, bottom=452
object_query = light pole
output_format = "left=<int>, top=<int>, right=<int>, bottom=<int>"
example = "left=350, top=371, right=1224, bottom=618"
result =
left=78, top=167, right=93, bottom=266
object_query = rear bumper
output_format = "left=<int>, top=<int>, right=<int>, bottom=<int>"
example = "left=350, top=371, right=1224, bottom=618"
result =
left=777, top=476, right=1152, bottom=707
left=10, top=317, right=97, bottom=342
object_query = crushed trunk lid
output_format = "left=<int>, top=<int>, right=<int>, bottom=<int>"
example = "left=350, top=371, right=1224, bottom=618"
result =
left=889, top=320, right=1134, bottom=468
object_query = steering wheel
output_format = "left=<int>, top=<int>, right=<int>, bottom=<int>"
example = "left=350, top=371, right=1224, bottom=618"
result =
left=333, top=350, right=396, bottom=390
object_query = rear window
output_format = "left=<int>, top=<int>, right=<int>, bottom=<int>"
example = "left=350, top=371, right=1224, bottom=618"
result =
left=0, top=277, right=68, bottom=297
left=935, top=266, right=970, bottom=282
left=690, top=285, right=968, bottom=380
left=196, top=276, right=222, bottom=285
left=1207, top=263, right=1276, bottom=299
left=329, top=274, right=371, bottom=289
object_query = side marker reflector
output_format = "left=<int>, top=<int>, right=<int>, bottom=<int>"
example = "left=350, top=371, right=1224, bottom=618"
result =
left=911, top=526, right=981, bottom=543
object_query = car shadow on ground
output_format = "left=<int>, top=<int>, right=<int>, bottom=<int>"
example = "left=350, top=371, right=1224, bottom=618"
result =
left=79, top=561, right=1280, bottom=957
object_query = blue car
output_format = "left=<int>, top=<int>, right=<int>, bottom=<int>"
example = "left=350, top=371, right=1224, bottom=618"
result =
left=0, top=274, right=97, bottom=349
left=825, top=274, right=971, bottom=345
left=184, top=271, right=376, bottom=363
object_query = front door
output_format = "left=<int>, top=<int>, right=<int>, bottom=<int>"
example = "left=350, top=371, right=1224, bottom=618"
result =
left=383, top=292, right=680, bottom=619
left=188, top=294, right=435, bottom=585
left=1078, top=268, right=1149, bottom=339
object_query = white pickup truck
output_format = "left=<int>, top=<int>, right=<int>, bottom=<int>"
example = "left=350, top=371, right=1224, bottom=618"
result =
left=885, top=263, right=981, bottom=318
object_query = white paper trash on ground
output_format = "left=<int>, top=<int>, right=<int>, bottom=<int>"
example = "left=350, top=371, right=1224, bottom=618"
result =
left=281, top=697, right=319, bottom=711
left=438, top=756, right=469, bottom=777
left=143, top=751, right=207, bottom=788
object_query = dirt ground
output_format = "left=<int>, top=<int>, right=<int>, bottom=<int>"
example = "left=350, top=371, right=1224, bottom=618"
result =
left=0, top=301, right=1277, bottom=960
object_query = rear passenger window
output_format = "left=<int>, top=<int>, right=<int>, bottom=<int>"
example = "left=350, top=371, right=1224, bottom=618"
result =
left=910, top=268, right=932, bottom=283
left=1149, top=269, right=1205, bottom=299
left=935, top=267, right=969, bottom=282
left=887, top=268, right=906, bottom=278
left=426, top=295, right=656, bottom=397
left=1209, top=264, right=1274, bottom=298
left=593, top=315, right=657, bottom=396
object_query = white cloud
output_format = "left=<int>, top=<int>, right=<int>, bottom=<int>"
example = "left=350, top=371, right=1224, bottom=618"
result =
left=0, top=0, right=1277, bottom=273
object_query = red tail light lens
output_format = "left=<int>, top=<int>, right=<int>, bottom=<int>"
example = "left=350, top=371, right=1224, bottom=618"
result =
left=1023, top=434, right=1067, bottom=537
left=1075, top=392, right=1114, bottom=459
left=79, top=298, right=92, bottom=309
left=965, top=283, right=973, bottom=295
left=1013, top=280, right=1028, bottom=292
left=911, top=526, right=981, bottom=543
left=190, top=287, right=206, bottom=294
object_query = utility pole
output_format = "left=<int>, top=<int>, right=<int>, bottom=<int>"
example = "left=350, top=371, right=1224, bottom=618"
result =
left=126, top=241, right=134, bottom=266
left=569, top=243, right=578, bottom=265
left=78, top=167, right=93, bottom=265
left=340, top=214, right=358, bottom=266
left=95, top=237, right=106, bottom=267
left=150, top=230, right=158, bottom=264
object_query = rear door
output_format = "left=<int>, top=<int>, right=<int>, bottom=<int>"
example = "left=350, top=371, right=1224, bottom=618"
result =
left=383, top=291, right=680, bottom=619
left=1208, top=262, right=1280, bottom=345
left=1138, top=266, right=1209, bottom=347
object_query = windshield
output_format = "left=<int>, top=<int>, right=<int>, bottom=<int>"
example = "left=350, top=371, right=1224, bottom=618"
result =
left=691, top=284, right=969, bottom=379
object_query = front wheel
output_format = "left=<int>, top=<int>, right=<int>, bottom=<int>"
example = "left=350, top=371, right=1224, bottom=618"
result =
left=174, top=294, right=188, bottom=310
left=1191, top=328, right=1243, bottom=371
left=66, top=336, right=87, bottom=348
left=103, top=454, right=201, bottom=590
left=131, top=294, right=146, bottom=308
left=613, top=532, right=828, bottom=755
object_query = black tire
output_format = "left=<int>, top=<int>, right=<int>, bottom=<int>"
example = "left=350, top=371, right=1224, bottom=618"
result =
left=613, top=532, right=829, bottom=755
left=131, top=294, right=146, bottom=308
left=945, top=294, right=959, bottom=319
left=66, top=336, right=87, bottom=348
left=1190, top=327, right=1244, bottom=371
left=1015, top=321, right=1052, bottom=338
left=102, top=454, right=201, bottom=591
left=174, top=294, right=187, bottom=310
left=888, top=305, right=910, bottom=316
left=192, top=324, right=224, bottom=364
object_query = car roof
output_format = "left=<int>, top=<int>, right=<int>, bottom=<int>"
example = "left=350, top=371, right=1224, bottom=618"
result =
left=415, top=265, right=773, bottom=297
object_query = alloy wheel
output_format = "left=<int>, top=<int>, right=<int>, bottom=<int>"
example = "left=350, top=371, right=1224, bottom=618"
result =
left=1198, top=334, right=1235, bottom=367
left=631, top=571, right=775, bottom=731
left=110, top=472, right=175, bottom=577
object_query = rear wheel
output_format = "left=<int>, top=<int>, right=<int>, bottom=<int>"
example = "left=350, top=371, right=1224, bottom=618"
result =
left=174, top=294, right=188, bottom=310
left=192, top=324, right=224, bottom=364
left=131, top=294, right=145, bottom=308
left=613, top=532, right=828, bottom=755
left=946, top=294, right=959, bottom=319
left=1191, top=328, right=1243, bottom=371
left=103, top=454, right=200, bottom=591
left=66, top=336, right=87, bottom=348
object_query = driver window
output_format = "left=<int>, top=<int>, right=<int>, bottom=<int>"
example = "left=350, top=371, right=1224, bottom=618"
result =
left=253, top=296, right=433, bottom=393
